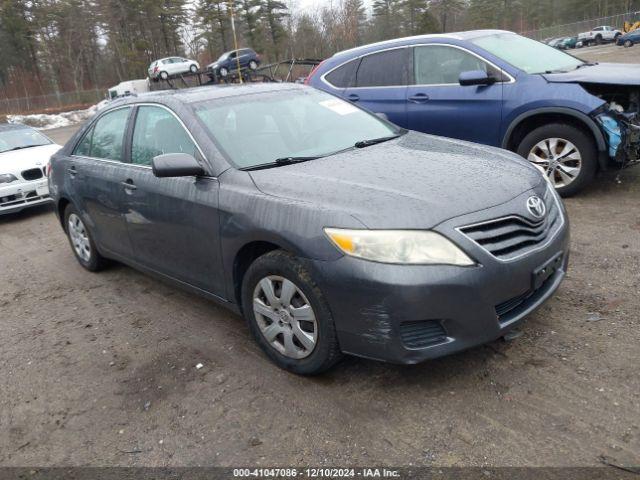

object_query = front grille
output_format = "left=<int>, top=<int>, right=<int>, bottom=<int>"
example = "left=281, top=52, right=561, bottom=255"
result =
left=21, top=168, right=43, bottom=181
left=399, top=320, right=448, bottom=349
left=458, top=191, right=562, bottom=261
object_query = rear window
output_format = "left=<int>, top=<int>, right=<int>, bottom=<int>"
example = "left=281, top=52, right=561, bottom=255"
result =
left=325, top=59, right=359, bottom=88
left=356, top=48, right=409, bottom=87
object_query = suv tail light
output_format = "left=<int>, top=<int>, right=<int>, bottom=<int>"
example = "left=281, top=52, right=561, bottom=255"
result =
left=305, top=60, right=326, bottom=85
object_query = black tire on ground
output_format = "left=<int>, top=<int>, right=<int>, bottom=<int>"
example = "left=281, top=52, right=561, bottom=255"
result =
left=595, top=34, right=603, bottom=45
left=241, top=250, right=342, bottom=375
left=63, top=203, right=108, bottom=272
left=248, top=60, right=258, bottom=70
left=516, top=123, right=598, bottom=197
left=160, top=71, right=169, bottom=80
left=190, top=64, right=197, bottom=73
left=625, top=39, right=634, bottom=48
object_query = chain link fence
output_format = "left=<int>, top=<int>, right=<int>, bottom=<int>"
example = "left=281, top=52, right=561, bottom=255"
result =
left=522, top=10, right=640, bottom=41
left=0, top=89, right=105, bottom=116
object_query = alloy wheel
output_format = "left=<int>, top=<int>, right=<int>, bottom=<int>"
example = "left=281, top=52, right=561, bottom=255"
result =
left=527, top=137, right=582, bottom=188
left=252, top=275, right=317, bottom=359
left=68, top=213, right=91, bottom=262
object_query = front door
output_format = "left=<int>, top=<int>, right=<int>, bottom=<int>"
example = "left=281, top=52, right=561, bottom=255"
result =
left=70, top=106, right=134, bottom=257
left=342, top=47, right=410, bottom=127
left=121, top=104, right=225, bottom=297
left=405, top=45, right=505, bottom=146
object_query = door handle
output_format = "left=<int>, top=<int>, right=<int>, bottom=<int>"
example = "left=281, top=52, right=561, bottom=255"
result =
left=68, top=166, right=77, bottom=177
left=347, top=94, right=360, bottom=102
left=408, top=93, right=430, bottom=103
left=121, top=179, right=137, bottom=191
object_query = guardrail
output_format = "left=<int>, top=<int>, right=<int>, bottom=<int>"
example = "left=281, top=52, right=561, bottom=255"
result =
left=0, top=89, right=104, bottom=116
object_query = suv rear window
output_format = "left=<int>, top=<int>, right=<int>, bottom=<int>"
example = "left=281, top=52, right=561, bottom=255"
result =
left=325, top=59, right=359, bottom=88
left=356, top=49, right=409, bottom=87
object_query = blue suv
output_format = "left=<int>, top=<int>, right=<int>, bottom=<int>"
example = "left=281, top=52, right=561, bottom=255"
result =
left=308, top=30, right=640, bottom=196
left=207, top=48, right=261, bottom=79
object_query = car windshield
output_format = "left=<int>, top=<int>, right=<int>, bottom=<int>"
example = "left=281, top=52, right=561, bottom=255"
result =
left=0, top=127, right=51, bottom=154
left=193, top=89, right=400, bottom=169
left=217, top=52, right=230, bottom=62
left=471, top=33, right=584, bottom=74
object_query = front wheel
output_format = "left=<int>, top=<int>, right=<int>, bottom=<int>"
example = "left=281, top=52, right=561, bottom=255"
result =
left=625, top=39, right=634, bottom=48
left=517, top=123, right=597, bottom=197
left=64, top=204, right=107, bottom=271
left=595, top=35, right=603, bottom=45
left=241, top=250, right=342, bottom=375
left=219, top=66, right=229, bottom=78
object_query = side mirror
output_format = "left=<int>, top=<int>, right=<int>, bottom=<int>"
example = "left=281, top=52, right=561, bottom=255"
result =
left=151, top=153, right=205, bottom=178
left=459, top=70, right=497, bottom=86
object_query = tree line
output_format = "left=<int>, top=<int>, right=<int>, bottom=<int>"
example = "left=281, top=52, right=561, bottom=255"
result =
left=1, top=0, right=640, bottom=101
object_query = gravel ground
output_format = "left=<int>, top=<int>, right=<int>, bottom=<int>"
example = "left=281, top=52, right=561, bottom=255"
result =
left=1, top=45, right=639, bottom=468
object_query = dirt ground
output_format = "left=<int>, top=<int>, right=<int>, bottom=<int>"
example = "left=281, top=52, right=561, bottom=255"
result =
left=1, top=45, right=639, bottom=468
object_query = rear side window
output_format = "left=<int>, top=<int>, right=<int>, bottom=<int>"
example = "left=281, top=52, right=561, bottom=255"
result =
left=413, top=45, right=504, bottom=85
left=325, top=59, right=359, bottom=88
left=73, top=107, right=131, bottom=161
left=131, top=106, right=197, bottom=166
left=356, top=49, right=408, bottom=87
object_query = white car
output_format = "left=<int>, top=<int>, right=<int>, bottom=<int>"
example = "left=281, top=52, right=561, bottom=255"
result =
left=148, top=57, right=200, bottom=81
left=0, top=124, right=60, bottom=214
left=577, top=26, right=622, bottom=46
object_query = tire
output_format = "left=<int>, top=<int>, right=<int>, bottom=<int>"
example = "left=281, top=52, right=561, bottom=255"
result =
left=189, top=64, right=197, bottom=73
left=241, top=250, right=342, bottom=375
left=248, top=60, right=258, bottom=70
left=595, top=34, right=603, bottom=45
left=517, top=123, right=598, bottom=197
left=219, top=66, right=229, bottom=78
left=159, top=71, right=169, bottom=80
left=625, top=40, right=633, bottom=48
left=63, top=203, right=108, bottom=272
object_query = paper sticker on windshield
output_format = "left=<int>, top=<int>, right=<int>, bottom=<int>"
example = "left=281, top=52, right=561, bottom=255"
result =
left=319, top=98, right=359, bottom=115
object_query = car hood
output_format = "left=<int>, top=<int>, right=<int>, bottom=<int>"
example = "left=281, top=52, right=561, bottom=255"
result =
left=543, top=63, right=640, bottom=86
left=0, top=143, right=61, bottom=174
left=248, top=132, right=543, bottom=229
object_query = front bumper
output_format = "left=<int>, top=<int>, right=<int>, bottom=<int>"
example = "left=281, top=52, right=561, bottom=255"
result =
left=0, top=179, right=52, bottom=215
left=309, top=188, right=570, bottom=364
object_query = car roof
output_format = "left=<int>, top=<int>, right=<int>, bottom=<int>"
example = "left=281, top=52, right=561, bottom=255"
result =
left=332, top=29, right=513, bottom=58
left=0, top=123, right=32, bottom=132
left=106, top=83, right=307, bottom=109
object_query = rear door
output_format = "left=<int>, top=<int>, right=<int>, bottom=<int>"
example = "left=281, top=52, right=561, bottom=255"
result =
left=342, top=47, right=410, bottom=127
left=405, top=44, right=505, bottom=146
left=70, top=106, right=134, bottom=257
left=120, top=104, right=225, bottom=296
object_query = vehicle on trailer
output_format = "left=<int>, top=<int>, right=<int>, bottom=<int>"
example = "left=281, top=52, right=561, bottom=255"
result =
left=546, top=37, right=563, bottom=48
left=577, top=26, right=622, bottom=46
left=48, top=84, right=569, bottom=374
left=0, top=124, right=60, bottom=214
left=307, top=30, right=640, bottom=196
left=107, top=79, right=150, bottom=100
left=148, top=57, right=200, bottom=81
left=206, top=48, right=261, bottom=79
left=617, top=29, right=640, bottom=47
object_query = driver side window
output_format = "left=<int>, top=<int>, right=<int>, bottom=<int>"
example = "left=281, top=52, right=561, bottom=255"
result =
left=413, top=45, right=504, bottom=85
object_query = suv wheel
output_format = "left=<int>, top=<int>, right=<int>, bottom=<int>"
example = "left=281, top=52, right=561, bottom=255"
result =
left=517, top=123, right=597, bottom=197
left=624, top=39, right=633, bottom=48
left=249, top=60, right=258, bottom=70
left=189, top=64, right=197, bottom=73
left=159, top=71, right=169, bottom=80
left=219, top=66, right=229, bottom=77
left=64, top=204, right=107, bottom=271
left=241, top=250, right=342, bottom=375
left=595, top=34, right=603, bottom=45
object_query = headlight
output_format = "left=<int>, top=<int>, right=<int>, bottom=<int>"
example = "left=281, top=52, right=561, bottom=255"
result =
left=324, top=228, right=475, bottom=266
left=0, top=174, right=18, bottom=184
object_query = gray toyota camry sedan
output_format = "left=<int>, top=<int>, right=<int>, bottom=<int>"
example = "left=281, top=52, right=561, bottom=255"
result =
left=48, top=83, right=569, bottom=374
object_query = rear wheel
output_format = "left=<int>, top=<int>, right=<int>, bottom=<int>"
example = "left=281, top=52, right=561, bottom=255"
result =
left=241, top=250, right=342, bottom=375
left=625, top=39, right=634, bottom=48
left=64, top=204, right=107, bottom=271
left=517, top=123, right=597, bottom=197
left=595, top=34, right=603, bottom=45
left=248, top=60, right=258, bottom=70
left=189, top=64, right=197, bottom=73
left=159, top=71, right=169, bottom=80
left=219, top=66, right=229, bottom=78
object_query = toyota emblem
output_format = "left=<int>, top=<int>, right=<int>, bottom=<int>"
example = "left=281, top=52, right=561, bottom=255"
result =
left=526, top=196, right=546, bottom=219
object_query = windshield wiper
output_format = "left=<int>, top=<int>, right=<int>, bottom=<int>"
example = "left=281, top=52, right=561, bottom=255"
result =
left=575, top=62, right=598, bottom=70
left=354, top=133, right=403, bottom=149
left=240, top=156, right=321, bottom=171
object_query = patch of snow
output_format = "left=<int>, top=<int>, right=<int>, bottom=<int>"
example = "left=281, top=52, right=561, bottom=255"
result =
left=7, top=103, right=101, bottom=130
